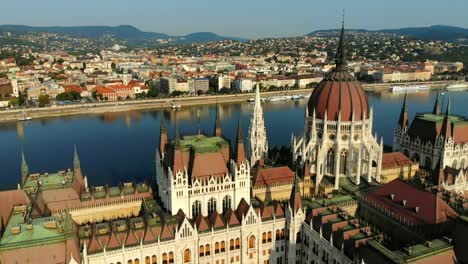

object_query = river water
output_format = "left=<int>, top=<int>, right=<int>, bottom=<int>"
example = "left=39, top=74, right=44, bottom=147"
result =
left=1, top=89, right=467, bottom=189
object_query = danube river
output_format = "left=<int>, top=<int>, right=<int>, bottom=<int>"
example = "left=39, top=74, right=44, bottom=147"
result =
left=0, top=90, right=467, bottom=189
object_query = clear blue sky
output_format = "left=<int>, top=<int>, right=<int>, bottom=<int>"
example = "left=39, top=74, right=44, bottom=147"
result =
left=1, top=0, right=467, bottom=39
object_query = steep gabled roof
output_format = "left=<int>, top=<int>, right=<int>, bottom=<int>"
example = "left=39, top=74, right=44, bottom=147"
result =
left=209, top=211, right=226, bottom=229
left=224, top=208, right=240, bottom=226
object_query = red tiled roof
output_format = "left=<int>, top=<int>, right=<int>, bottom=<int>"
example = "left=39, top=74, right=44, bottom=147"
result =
left=93, top=86, right=115, bottom=94
left=63, top=84, right=85, bottom=93
left=209, top=211, right=225, bottom=229
left=0, top=190, right=30, bottom=226
left=381, top=152, right=414, bottom=169
left=236, top=198, right=250, bottom=218
left=308, top=69, right=369, bottom=121
left=160, top=224, right=174, bottom=240
left=224, top=208, right=240, bottom=226
left=254, top=166, right=295, bottom=188
left=191, top=152, right=229, bottom=179
left=195, top=215, right=210, bottom=232
left=106, top=232, right=121, bottom=250
left=366, top=179, right=458, bottom=225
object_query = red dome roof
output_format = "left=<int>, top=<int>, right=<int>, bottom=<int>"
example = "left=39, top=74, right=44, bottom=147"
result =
left=307, top=24, right=369, bottom=122
left=307, top=69, right=369, bottom=121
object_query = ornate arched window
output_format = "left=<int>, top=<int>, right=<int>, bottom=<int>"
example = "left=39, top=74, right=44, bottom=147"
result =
left=339, top=150, right=347, bottom=175
left=168, top=252, right=174, bottom=264
left=192, top=200, right=201, bottom=218
left=183, top=249, right=191, bottom=263
left=162, top=253, right=167, bottom=264
left=207, top=198, right=217, bottom=215
left=230, top=239, right=234, bottom=250
left=425, top=157, right=432, bottom=169
left=222, top=195, right=232, bottom=212
left=249, top=236, right=256, bottom=249
left=326, top=149, right=335, bottom=174
left=151, top=255, right=157, bottom=264
left=215, top=242, right=220, bottom=254
left=145, top=256, right=150, bottom=264
left=199, top=246, right=204, bottom=257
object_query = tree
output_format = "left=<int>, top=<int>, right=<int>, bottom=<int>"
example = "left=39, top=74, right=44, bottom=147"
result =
left=9, top=97, right=20, bottom=106
left=38, top=94, right=50, bottom=107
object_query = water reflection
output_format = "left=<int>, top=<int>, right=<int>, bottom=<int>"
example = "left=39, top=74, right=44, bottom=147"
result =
left=0, top=89, right=466, bottom=190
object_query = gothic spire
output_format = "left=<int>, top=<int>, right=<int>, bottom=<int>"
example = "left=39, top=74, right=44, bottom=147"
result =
left=214, top=104, right=222, bottom=137
left=249, top=84, right=268, bottom=167
left=398, top=92, right=409, bottom=127
left=289, top=170, right=302, bottom=215
left=236, top=119, right=245, bottom=164
left=335, top=11, right=347, bottom=70
left=441, top=96, right=452, bottom=139
left=174, top=112, right=181, bottom=147
left=21, top=150, right=29, bottom=185
left=159, top=114, right=168, bottom=155
left=73, top=145, right=80, bottom=169
left=432, top=91, right=441, bottom=115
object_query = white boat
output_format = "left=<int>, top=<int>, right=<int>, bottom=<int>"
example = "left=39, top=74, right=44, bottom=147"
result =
left=390, top=85, right=430, bottom=93
left=446, top=83, right=468, bottom=91
left=291, top=95, right=305, bottom=101
left=18, top=110, right=32, bottom=121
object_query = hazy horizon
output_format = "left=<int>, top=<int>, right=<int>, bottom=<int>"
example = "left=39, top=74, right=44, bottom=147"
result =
left=0, top=0, right=466, bottom=39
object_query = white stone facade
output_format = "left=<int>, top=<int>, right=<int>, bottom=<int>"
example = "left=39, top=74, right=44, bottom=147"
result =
left=292, top=109, right=383, bottom=193
left=156, top=151, right=251, bottom=217
left=393, top=126, right=468, bottom=171
left=83, top=210, right=288, bottom=264
left=249, top=84, right=268, bottom=167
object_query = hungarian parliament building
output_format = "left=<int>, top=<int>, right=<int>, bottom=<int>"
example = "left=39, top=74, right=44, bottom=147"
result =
left=0, top=23, right=466, bottom=264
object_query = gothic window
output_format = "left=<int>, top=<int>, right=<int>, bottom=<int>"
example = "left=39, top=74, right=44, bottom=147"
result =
left=230, top=239, right=234, bottom=250
left=215, top=242, right=220, bottom=253
left=452, top=160, right=458, bottom=169
left=424, top=157, right=432, bottom=170
left=221, top=241, right=226, bottom=252
left=205, top=244, right=211, bottom=256
left=168, top=252, right=174, bottom=264
left=339, top=150, right=347, bottom=175
left=326, top=149, right=335, bottom=174
left=235, top=238, right=240, bottom=249
left=249, top=236, right=256, bottom=249
left=151, top=255, right=157, bottom=264
left=145, top=257, right=150, bottom=264
left=222, top=195, right=232, bottom=212
left=162, top=254, right=167, bottom=264
left=207, top=198, right=217, bottom=215
left=183, top=249, right=191, bottom=263
left=192, top=200, right=201, bottom=218
left=199, top=246, right=204, bottom=257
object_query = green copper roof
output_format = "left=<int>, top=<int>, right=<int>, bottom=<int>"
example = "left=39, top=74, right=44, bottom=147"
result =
left=0, top=207, right=75, bottom=250
left=179, top=135, right=229, bottom=153
left=415, top=113, right=468, bottom=124
left=367, top=238, right=453, bottom=263
left=22, top=171, right=76, bottom=193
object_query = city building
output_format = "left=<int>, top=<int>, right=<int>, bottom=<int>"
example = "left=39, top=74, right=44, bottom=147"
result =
left=155, top=114, right=251, bottom=217
left=393, top=92, right=468, bottom=171
left=292, top=23, right=383, bottom=194
left=188, top=78, right=209, bottom=94
left=234, top=79, right=254, bottom=92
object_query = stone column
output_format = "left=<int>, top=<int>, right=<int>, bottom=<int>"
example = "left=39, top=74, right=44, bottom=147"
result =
left=367, top=151, right=372, bottom=183
left=356, top=148, right=362, bottom=185
left=334, top=148, right=340, bottom=190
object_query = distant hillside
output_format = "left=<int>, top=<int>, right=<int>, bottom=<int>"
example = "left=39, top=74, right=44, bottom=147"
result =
left=308, top=25, right=468, bottom=44
left=0, top=25, right=245, bottom=44
left=381, top=25, right=468, bottom=43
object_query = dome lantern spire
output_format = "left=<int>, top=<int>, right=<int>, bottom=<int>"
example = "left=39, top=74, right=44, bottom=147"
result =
left=335, top=10, right=347, bottom=70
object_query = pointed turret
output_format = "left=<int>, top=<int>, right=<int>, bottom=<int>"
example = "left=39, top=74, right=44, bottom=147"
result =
left=236, top=119, right=245, bottom=164
left=335, top=14, right=347, bottom=70
left=289, top=171, right=302, bottom=216
left=73, top=145, right=84, bottom=185
left=214, top=104, right=222, bottom=137
left=21, top=151, right=29, bottom=186
left=159, top=115, right=168, bottom=154
left=398, top=92, right=409, bottom=128
left=174, top=112, right=181, bottom=148
left=433, top=158, right=445, bottom=186
left=441, top=97, right=452, bottom=139
left=432, top=91, right=441, bottom=115
left=249, top=84, right=268, bottom=167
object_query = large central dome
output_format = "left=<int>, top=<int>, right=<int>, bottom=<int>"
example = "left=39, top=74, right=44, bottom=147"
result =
left=307, top=25, right=369, bottom=122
